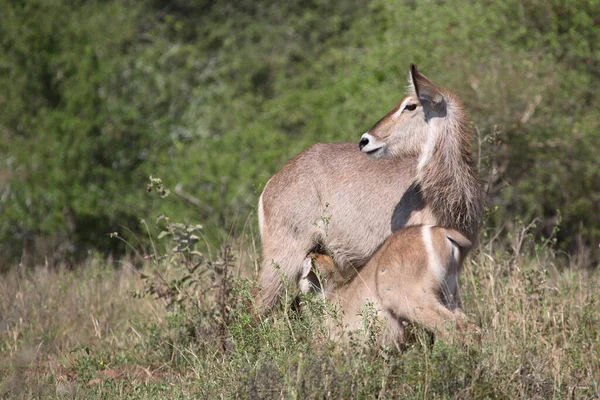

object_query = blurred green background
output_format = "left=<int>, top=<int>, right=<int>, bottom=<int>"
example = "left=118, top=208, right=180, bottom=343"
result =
left=1, top=0, right=598, bottom=269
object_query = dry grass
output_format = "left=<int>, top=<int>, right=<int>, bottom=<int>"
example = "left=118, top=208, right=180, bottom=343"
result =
left=459, top=243, right=600, bottom=398
left=0, top=231, right=599, bottom=399
left=0, top=260, right=173, bottom=398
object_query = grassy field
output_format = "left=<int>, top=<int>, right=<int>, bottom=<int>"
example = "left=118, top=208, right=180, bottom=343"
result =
left=1, top=226, right=599, bottom=399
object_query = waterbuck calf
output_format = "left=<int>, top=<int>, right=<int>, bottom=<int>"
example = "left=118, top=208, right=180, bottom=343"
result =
left=300, top=226, right=473, bottom=345
left=258, top=64, right=484, bottom=310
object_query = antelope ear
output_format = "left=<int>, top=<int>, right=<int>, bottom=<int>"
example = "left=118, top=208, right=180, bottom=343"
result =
left=301, top=257, right=313, bottom=279
left=409, top=64, right=444, bottom=105
left=445, top=229, right=472, bottom=249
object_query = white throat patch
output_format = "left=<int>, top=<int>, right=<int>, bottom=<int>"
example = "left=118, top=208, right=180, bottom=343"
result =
left=417, top=126, right=438, bottom=170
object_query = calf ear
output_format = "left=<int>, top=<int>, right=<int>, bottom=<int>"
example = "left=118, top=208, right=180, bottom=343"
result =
left=445, top=229, right=472, bottom=249
left=409, top=64, right=444, bottom=105
left=301, top=257, right=313, bottom=279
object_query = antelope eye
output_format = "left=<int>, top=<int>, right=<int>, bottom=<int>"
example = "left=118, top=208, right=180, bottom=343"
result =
left=405, top=104, right=417, bottom=111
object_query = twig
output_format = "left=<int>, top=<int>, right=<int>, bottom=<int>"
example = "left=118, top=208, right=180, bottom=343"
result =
left=173, top=184, right=214, bottom=213
left=511, top=218, right=539, bottom=270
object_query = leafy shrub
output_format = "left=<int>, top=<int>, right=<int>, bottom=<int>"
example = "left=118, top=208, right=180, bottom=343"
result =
left=1, top=0, right=598, bottom=266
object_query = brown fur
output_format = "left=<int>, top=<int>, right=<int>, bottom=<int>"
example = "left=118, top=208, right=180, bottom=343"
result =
left=258, top=65, right=484, bottom=310
left=301, top=226, right=474, bottom=346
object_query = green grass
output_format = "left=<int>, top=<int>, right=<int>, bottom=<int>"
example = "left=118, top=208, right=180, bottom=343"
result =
left=1, top=232, right=599, bottom=399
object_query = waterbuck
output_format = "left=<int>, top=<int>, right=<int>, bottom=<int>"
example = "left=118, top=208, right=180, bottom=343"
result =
left=258, top=64, right=484, bottom=310
left=299, top=225, right=473, bottom=345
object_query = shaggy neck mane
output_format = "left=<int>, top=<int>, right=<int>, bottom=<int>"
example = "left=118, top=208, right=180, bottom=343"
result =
left=417, top=91, right=484, bottom=240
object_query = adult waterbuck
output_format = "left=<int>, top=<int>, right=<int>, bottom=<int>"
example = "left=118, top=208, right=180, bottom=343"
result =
left=258, top=64, right=484, bottom=310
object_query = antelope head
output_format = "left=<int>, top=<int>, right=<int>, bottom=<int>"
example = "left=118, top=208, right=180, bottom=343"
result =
left=359, top=64, right=447, bottom=160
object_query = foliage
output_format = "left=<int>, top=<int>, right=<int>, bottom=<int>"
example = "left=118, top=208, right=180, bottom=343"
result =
left=0, top=0, right=598, bottom=266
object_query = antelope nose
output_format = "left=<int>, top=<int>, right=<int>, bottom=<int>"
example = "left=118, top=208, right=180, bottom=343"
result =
left=359, top=136, right=369, bottom=150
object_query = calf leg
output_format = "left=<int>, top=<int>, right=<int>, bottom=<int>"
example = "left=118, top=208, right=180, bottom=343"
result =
left=411, top=301, right=467, bottom=338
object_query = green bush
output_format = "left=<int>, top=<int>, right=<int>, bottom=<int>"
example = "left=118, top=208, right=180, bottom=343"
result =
left=1, top=0, right=598, bottom=266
